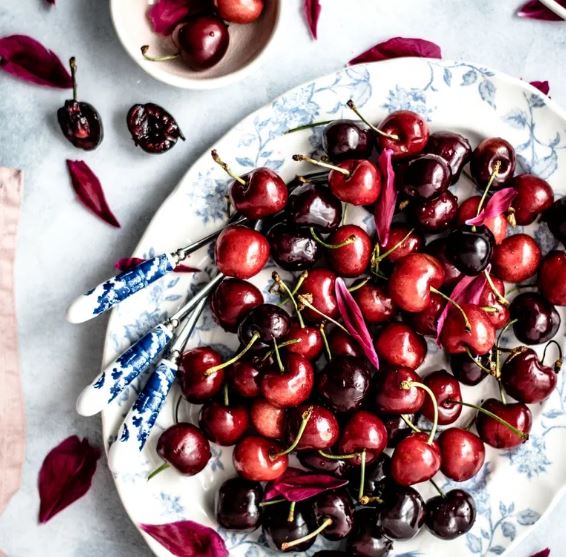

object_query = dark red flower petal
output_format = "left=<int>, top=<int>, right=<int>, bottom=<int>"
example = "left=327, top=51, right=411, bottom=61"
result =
left=66, top=160, right=120, bottom=228
left=517, top=0, right=565, bottom=20
left=349, top=36, right=442, bottom=66
left=114, top=258, right=199, bottom=273
left=38, top=436, right=100, bottom=523
left=465, top=187, right=517, bottom=226
left=147, top=0, right=211, bottom=35
left=303, top=0, right=322, bottom=40
left=265, top=467, right=348, bottom=502
left=530, top=80, right=550, bottom=95
left=530, top=550, right=550, bottom=557
left=375, top=148, right=397, bottom=247
left=140, top=520, right=229, bottom=557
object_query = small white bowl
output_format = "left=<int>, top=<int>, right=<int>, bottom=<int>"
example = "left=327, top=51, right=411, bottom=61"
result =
left=110, top=0, right=281, bottom=90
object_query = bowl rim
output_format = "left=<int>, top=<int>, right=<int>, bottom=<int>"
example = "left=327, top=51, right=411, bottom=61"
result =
left=110, top=0, right=282, bottom=90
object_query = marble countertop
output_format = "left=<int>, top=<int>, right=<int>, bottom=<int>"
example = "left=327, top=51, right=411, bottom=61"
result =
left=0, top=0, right=565, bottom=555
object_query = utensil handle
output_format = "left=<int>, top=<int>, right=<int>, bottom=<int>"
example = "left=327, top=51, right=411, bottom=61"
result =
left=66, top=253, right=177, bottom=324
left=75, top=323, right=174, bottom=417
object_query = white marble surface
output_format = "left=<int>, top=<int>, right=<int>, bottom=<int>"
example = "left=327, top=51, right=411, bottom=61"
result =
left=0, top=0, right=565, bottom=555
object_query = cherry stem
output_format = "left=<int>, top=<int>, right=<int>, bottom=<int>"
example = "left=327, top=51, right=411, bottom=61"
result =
left=273, top=272, right=305, bottom=327
left=401, top=381, right=438, bottom=444
left=359, top=495, right=384, bottom=505
left=210, top=149, right=246, bottom=185
left=297, top=294, right=350, bottom=334
left=484, top=270, right=509, bottom=305
left=475, top=160, right=502, bottom=217
left=465, top=348, right=498, bottom=377
left=271, top=407, right=313, bottom=459
left=372, top=228, right=415, bottom=270
left=498, top=379, right=507, bottom=405
left=285, top=120, right=333, bottom=134
left=287, top=501, right=296, bottom=523
left=506, top=283, right=537, bottom=296
left=430, top=287, right=471, bottom=332
left=147, top=462, right=170, bottom=481
left=223, top=383, right=230, bottom=407
left=291, top=271, right=309, bottom=297
left=542, top=339, right=563, bottom=372
left=281, top=517, right=333, bottom=551
left=481, top=306, right=498, bottom=314
left=320, top=322, right=332, bottom=361
left=346, top=99, right=399, bottom=140
left=273, top=338, right=284, bottom=373
left=204, top=332, right=260, bottom=376
left=358, top=449, right=367, bottom=502
left=401, top=414, right=422, bottom=433
left=69, top=57, right=78, bottom=101
left=448, top=400, right=529, bottom=441
left=348, top=277, right=370, bottom=294
left=292, top=154, right=350, bottom=176
left=174, top=394, right=183, bottom=424
left=318, top=450, right=360, bottom=460
left=341, top=203, right=349, bottom=226
left=259, top=498, right=286, bottom=507
left=310, top=227, right=356, bottom=249
left=141, top=45, right=179, bottom=62
left=506, top=207, right=517, bottom=227
left=429, top=478, right=445, bottom=498
left=496, top=318, right=518, bottom=375
left=262, top=338, right=301, bottom=362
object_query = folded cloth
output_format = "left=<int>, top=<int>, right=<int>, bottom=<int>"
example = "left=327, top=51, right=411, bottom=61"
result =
left=0, top=168, right=25, bottom=524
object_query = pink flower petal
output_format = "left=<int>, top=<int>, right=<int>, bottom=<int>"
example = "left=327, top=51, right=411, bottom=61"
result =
left=303, top=0, right=322, bottom=40
left=517, top=0, right=565, bottom=20
left=375, top=148, right=397, bottom=247
left=147, top=0, right=211, bottom=35
left=530, top=80, right=550, bottom=95
left=114, top=258, right=198, bottom=273
left=335, top=278, right=379, bottom=369
left=349, top=37, right=442, bottom=66
left=530, top=550, right=550, bottom=557
left=265, top=467, right=348, bottom=502
left=465, top=188, right=517, bottom=227
left=140, top=521, right=228, bottom=557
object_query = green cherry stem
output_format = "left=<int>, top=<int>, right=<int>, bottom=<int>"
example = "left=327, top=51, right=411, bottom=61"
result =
left=259, top=498, right=287, bottom=507
left=141, top=45, right=179, bottom=62
left=287, top=501, right=296, bottom=523
left=291, top=271, right=309, bottom=297
left=346, top=99, right=399, bottom=140
left=358, top=449, right=367, bottom=503
left=281, top=518, right=334, bottom=551
left=320, top=322, right=332, bottom=361
left=318, top=450, right=361, bottom=460
left=204, top=332, right=260, bottom=376
left=270, top=407, right=313, bottom=459
left=273, top=272, right=305, bottom=327
left=273, top=338, right=284, bottom=373
left=297, top=294, right=350, bottom=334
left=430, top=287, right=471, bottom=332
left=429, top=478, right=445, bottom=498
left=371, top=228, right=415, bottom=272
left=147, top=462, right=170, bottom=481
left=484, top=270, right=509, bottom=305
left=401, top=380, right=438, bottom=444
left=401, top=414, right=422, bottom=433
left=465, top=348, right=498, bottom=377
left=285, top=120, right=333, bottom=134
left=292, top=154, right=350, bottom=176
left=475, top=160, right=502, bottom=216
left=347, top=277, right=370, bottom=294
left=310, top=227, right=356, bottom=249
left=211, top=149, right=246, bottom=186
left=495, top=318, right=518, bottom=374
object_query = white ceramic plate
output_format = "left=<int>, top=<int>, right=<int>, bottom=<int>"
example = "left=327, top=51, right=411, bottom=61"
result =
left=101, top=58, right=566, bottom=557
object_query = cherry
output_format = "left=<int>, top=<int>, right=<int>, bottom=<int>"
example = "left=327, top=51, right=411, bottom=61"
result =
left=287, top=404, right=339, bottom=451
left=438, top=428, right=485, bottom=482
left=501, top=346, right=558, bottom=403
left=353, top=281, right=397, bottom=324
left=450, top=352, right=490, bottom=386
left=297, top=268, right=338, bottom=323
left=374, top=322, right=427, bottom=370
left=474, top=398, right=532, bottom=448
left=397, top=153, right=451, bottom=200
left=313, top=552, right=348, bottom=557
left=378, top=485, right=426, bottom=540
left=287, top=183, right=342, bottom=231
left=250, top=398, right=286, bottom=439
left=376, top=110, right=429, bottom=159
left=478, top=274, right=509, bottom=329
left=308, top=489, right=355, bottom=541
left=509, top=292, right=560, bottom=345
left=233, top=435, right=288, bottom=481
left=378, top=224, right=424, bottom=266
left=470, top=137, right=516, bottom=190
left=325, top=225, right=372, bottom=277
left=215, top=477, right=263, bottom=531
left=421, top=370, right=462, bottom=425
left=238, top=303, right=292, bottom=349
left=126, top=103, right=184, bottom=154
left=407, top=292, right=445, bottom=336
left=297, top=451, right=351, bottom=479
left=510, top=174, right=554, bottom=225
left=337, top=410, right=388, bottom=465
left=327, top=159, right=381, bottom=206
left=425, top=238, right=464, bottom=289
left=199, top=399, right=249, bottom=446
left=381, top=413, right=415, bottom=447
left=262, top=500, right=316, bottom=553
left=317, top=356, right=372, bottom=413
left=455, top=195, right=508, bottom=244
left=424, top=131, right=472, bottom=183
left=327, top=327, right=363, bottom=358
left=180, top=347, right=224, bottom=403
left=391, top=432, right=441, bottom=486
left=346, top=508, right=394, bottom=557
left=348, top=453, right=391, bottom=504
left=410, top=190, right=458, bottom=232
left=215, top=0, right=263, bottom=23
left=446, top=224, right=495, bottom=276
left=156, top=423, right=211, bottom=475
left=389, top=253, right=445, bottom=312
left=375, top=367, right=425, bottom=414
left=539, top=250, right=566, bottom=306
left=215, top=225, right=270, bottom=279
left=440, top=303, right=496, bottom=355
left=322, top=119, right=372, bottom=161
left=491, top=234, right=541, bottom=283
left=210, top=278, right=263, bottom=333
left=266, top=222, right=320, bottom=271
left=227, top=359, right=262, bottom=398
left=425, top=489, right=476, bottom=540
left=544, top=196, right=566, bottom=246
left=284, top=322, right=323, bottom=360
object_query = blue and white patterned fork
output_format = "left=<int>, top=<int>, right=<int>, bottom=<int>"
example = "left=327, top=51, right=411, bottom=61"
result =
left=108, top=297, right=207, bottom=472
left=75, top=273, right=223, bottom=416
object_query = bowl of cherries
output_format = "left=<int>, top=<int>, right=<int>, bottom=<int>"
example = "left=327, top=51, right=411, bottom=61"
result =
left=111, top=0, right=280, bottom=89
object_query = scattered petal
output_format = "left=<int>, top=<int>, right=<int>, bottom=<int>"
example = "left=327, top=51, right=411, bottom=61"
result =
left=530, top=550, right=550, bottom=557
left=375, top=148, right=397, bottom=247
left=66, top=160, right=120, bottom=228
left=303, top=0, right=322, bottom=40
left=265, top=467, right=348, bottom=502
left=38, top=436, right=100, bottom=523
left=140, top=520, right=228, bottom=557
left=517, top=0, right=565, bottom=20
left=465, top=188, right=517, bottom=226
left=335, top=278, right=379, bottom=369
left=148, top=0, right=211, bottom=35
left=114, top=258, right=199, bottom=273
left=349, top=36, right=442, bottom=66
left=0, top=35, right=72, bottom=88
left=530, top=80, right=550, bottom=95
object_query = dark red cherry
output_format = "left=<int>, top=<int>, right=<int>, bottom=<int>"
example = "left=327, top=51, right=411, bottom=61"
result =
left=375, top=367, right=425, bottom=414
left=328, top=159, right=381, bottom=205
left=297, top=451, right=351, bottom=479
left=215, top=477, right=263, bottom=531
left=478, top=275, right=509, bottom=329
left=450, top=352, right=490, bottom=386
left=539, top=250, right=566, bottom=306
left=438, top=428, right=485, bottom=482
left=347, top=453, right=391, bottom=502
left=378, top=224, right=425, bottom=267
left=510, top=174, right=554, bottom=225
left=475, top=398, right=532, bottom=449
left=425, top=237, right=464, bottom=289
left=233, top=435, right=288, bottom=481
left=376, top=110, right=429, bottom=159
left=180, top=347, right=224, bottom=403
left=288, top=404, right=339, bottom=451
left=297, top=268, right=338, bottom=323
left=424, top=131, right=472, bottom=183
left=407, top=292, right=445, bottom=336
left=391, top=432, right=441, bottom=486
left=455, top=195, right=508, bottom=244
left=337, top=411, right=388, bottom=465
left=238, top=303, right=292, bottom=348
left=378, top=485, right=426, bottom=540
left=326, top=225, right=372, bottom=277
left=215, top=0, right=263, bottom=23
left=374, top=322, right=427, bottom=370
left=544, top=197, right=566, bottom=247
left=425, top=489, right=476, bottom=540
left=470, top=137, right=516, bottom=190
left=421, top=370, right=462, bottom=425
left=397, top=154, right=451, bottom=200
left=381, top=413, right=415, bottom=448
left=491, top=234, right=541, bottom=283
left=313, top=552, right=348, bottom=557
left=411, top=190, right=458, bottom=232
left=346, top=509, right=394, bottom=557
left=287, top=183, right=342, bottom=231
left=262, top=501, right=316, bottom=553
left=156, top=423, right=211, bottom=475
left=309, top=489, right=355, bottom=540
left=446, top=224, right=495, bottom=276
left=509, top=292, right=560, bottom=345
left=199, top=399, right=249, bottom=446
left=227, top=359, right=262, bottom=398
left=127, top=103, right=184, bottom=154
left=440, top=303, right=496, bottom=355
left=323, top=119, right=372, bottom=161
left=267, top=222, right=320, bottom=271
left=250, top=398, right=286, bottom=440
left=211, top=278, right=263, bottom=333
left=327, top=327, right=364, bottom=358
left=284, top=322, right=323, bottom=360
left=353, top=281, right=397, bottom=324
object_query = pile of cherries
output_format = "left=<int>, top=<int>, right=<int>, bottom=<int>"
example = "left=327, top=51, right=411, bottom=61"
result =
left=150, top=104, right=566, bottom=555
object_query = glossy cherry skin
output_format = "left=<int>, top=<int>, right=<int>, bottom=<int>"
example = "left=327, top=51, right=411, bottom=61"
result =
left=446, top=224, right=495, bottom=276
left=215, top=477, right=263, bottom=531
left=297, top=451, right=351, bottom=479
left=326, top=225, right=372, bottom=277
left=323, top=119, right=372, bottom=161
left=156, top=423, right=211, bottom=475
left=348, top=453, right=391, bottom=502
left=238, top=304, right=292, bottom=348
left=353, top=281, right=397, bottom=324
left=309, top=489, right=355, bottom=540
left=476, top=399, right=532, bottom=449
left=346, top=509, right=394, bottom=557
left=211, top=278, right=263, bottom=332
left=284, top=323, right=323, bottom=360
left=509, top=292, right=560, bottom=345
left=376, top=110, right=429, bottom=159
left=425, top=489, right=476, bottom=540
left=215, top=225, right=270, bottom=279
left=491, top=234, right=541, bottom=283
left=327, top=328, right=363, bottom=358
left=233, top=435, right=288, bottom=481
left=329, top=159, right=381, bottom=205
left=411, top=190, right=458, bottom=232
left=337, top=410, right=388, bottom=466
left=378, top=485, right=426, bottom=540
left=127, top=103, right=184, bottom=154
left=176, top=16, right=229, bottom=70
left=391, top=432, right=441, bottom=486
left=397, top=154, right=451, bottom=200
left=438, top=428, right=485, bottom=482
left=449, top=352, right=489, bottom=386
left=478, top=275, right=509, bottom=329
left=544, top=196, right=566, bottom=246
left=267, top=222, right=320, bottom=271
left=374, top=322, right=427, bottom=370
left=227, top=359, right=262, bottom=398
left=375, top=367, right=425, bottom=414
left=407, top=292, right=445, bottom=336
left=180, top=347, right=224, bottom=403
left=389, top=253, right=445, bottom=313
left=261, top=353, right=314, bottom=408
left=424, top=131, right=472, bottom=183
left=317, top=356, right=372, bottom=413
left=440, top=303, right=496, bottom=355
left=378, top=224, right=425, bottom=266
left=421, top=370, right=462, bottom=425
left=501, top=347, right=558, bottom=403
left=215, top=0, right=263, bottom=23
left=199, top=400, right=250, bottom=446
left=470, top=137, right=516, bottom=190
left=287, top=183, right=342, bottom=231
left=262, top=500, right=316, bottom=553
left=382, top=413, right=414, bottom=448
left=510, top=174, right=554, bottom=225
left=250, top=398, right=286, bottom=439
left=297, top=268, right=338, bottom=322
left=288, top=404, right=339, bottom=451
left=58, top=99, right=103, bottom=151
left=455, top=195, right=508, bottom=244
left=539, top=250, right=566, bottom=306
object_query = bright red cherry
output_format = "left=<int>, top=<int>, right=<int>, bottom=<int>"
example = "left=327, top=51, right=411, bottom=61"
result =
left=376, top=110, right=429, bottom=159
left=455, top=195, right=507, bottom=244
left=470, top=137, right=516, bottom=190
left=491, top=234, right=541, bottom=283
left=438, top=428, right=485, bottom=482
left=509, top=174, right=554, bottom=225
left=297, top=268, right=338, bottom=322
left=325, top=225, right=372, bottom=278
left=407, top=292, right=445, bottom=336
left=421, top=370, right=462, bottom=425
left=375, top=367, right=425, bottom=414
left=180, top=347, right=224, bottom=403
left=440, top=303, right=495, bottom=355
left=353, top=281, right=397, bottom=324
left=374, top=322, right=427, bottom=370
left=475, top=399, right=532, bottom=449
left=284, top=323, right=323, bottom=360
left=175, top=16, right=229, bottom=70
left=478, top=275, right=509, bottom=329
left=157, top=423, right=211, bottom=475
left=328, top=159, right=381, bottom=205
left=337, top=410, right=388, bottom=465
left=250, top=398, right=286, bottom=440
left=288, top=404, right=340, bottom=451
left=215, top=0, right=263, bottom=23
left=210, top=278, right=264, bottom=332
left=378, top=224, right=425, bottom=266
left=233, top=435, right=288, bottom=481
left=539, top=250, right=566, bottom=306
left=391, top=432, right=441, bottom=486
left=227, top=359, right=262, bottom=398
left=410, top=190, right=458, bottom=233
left=199, top=400, right=250, bottom=446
